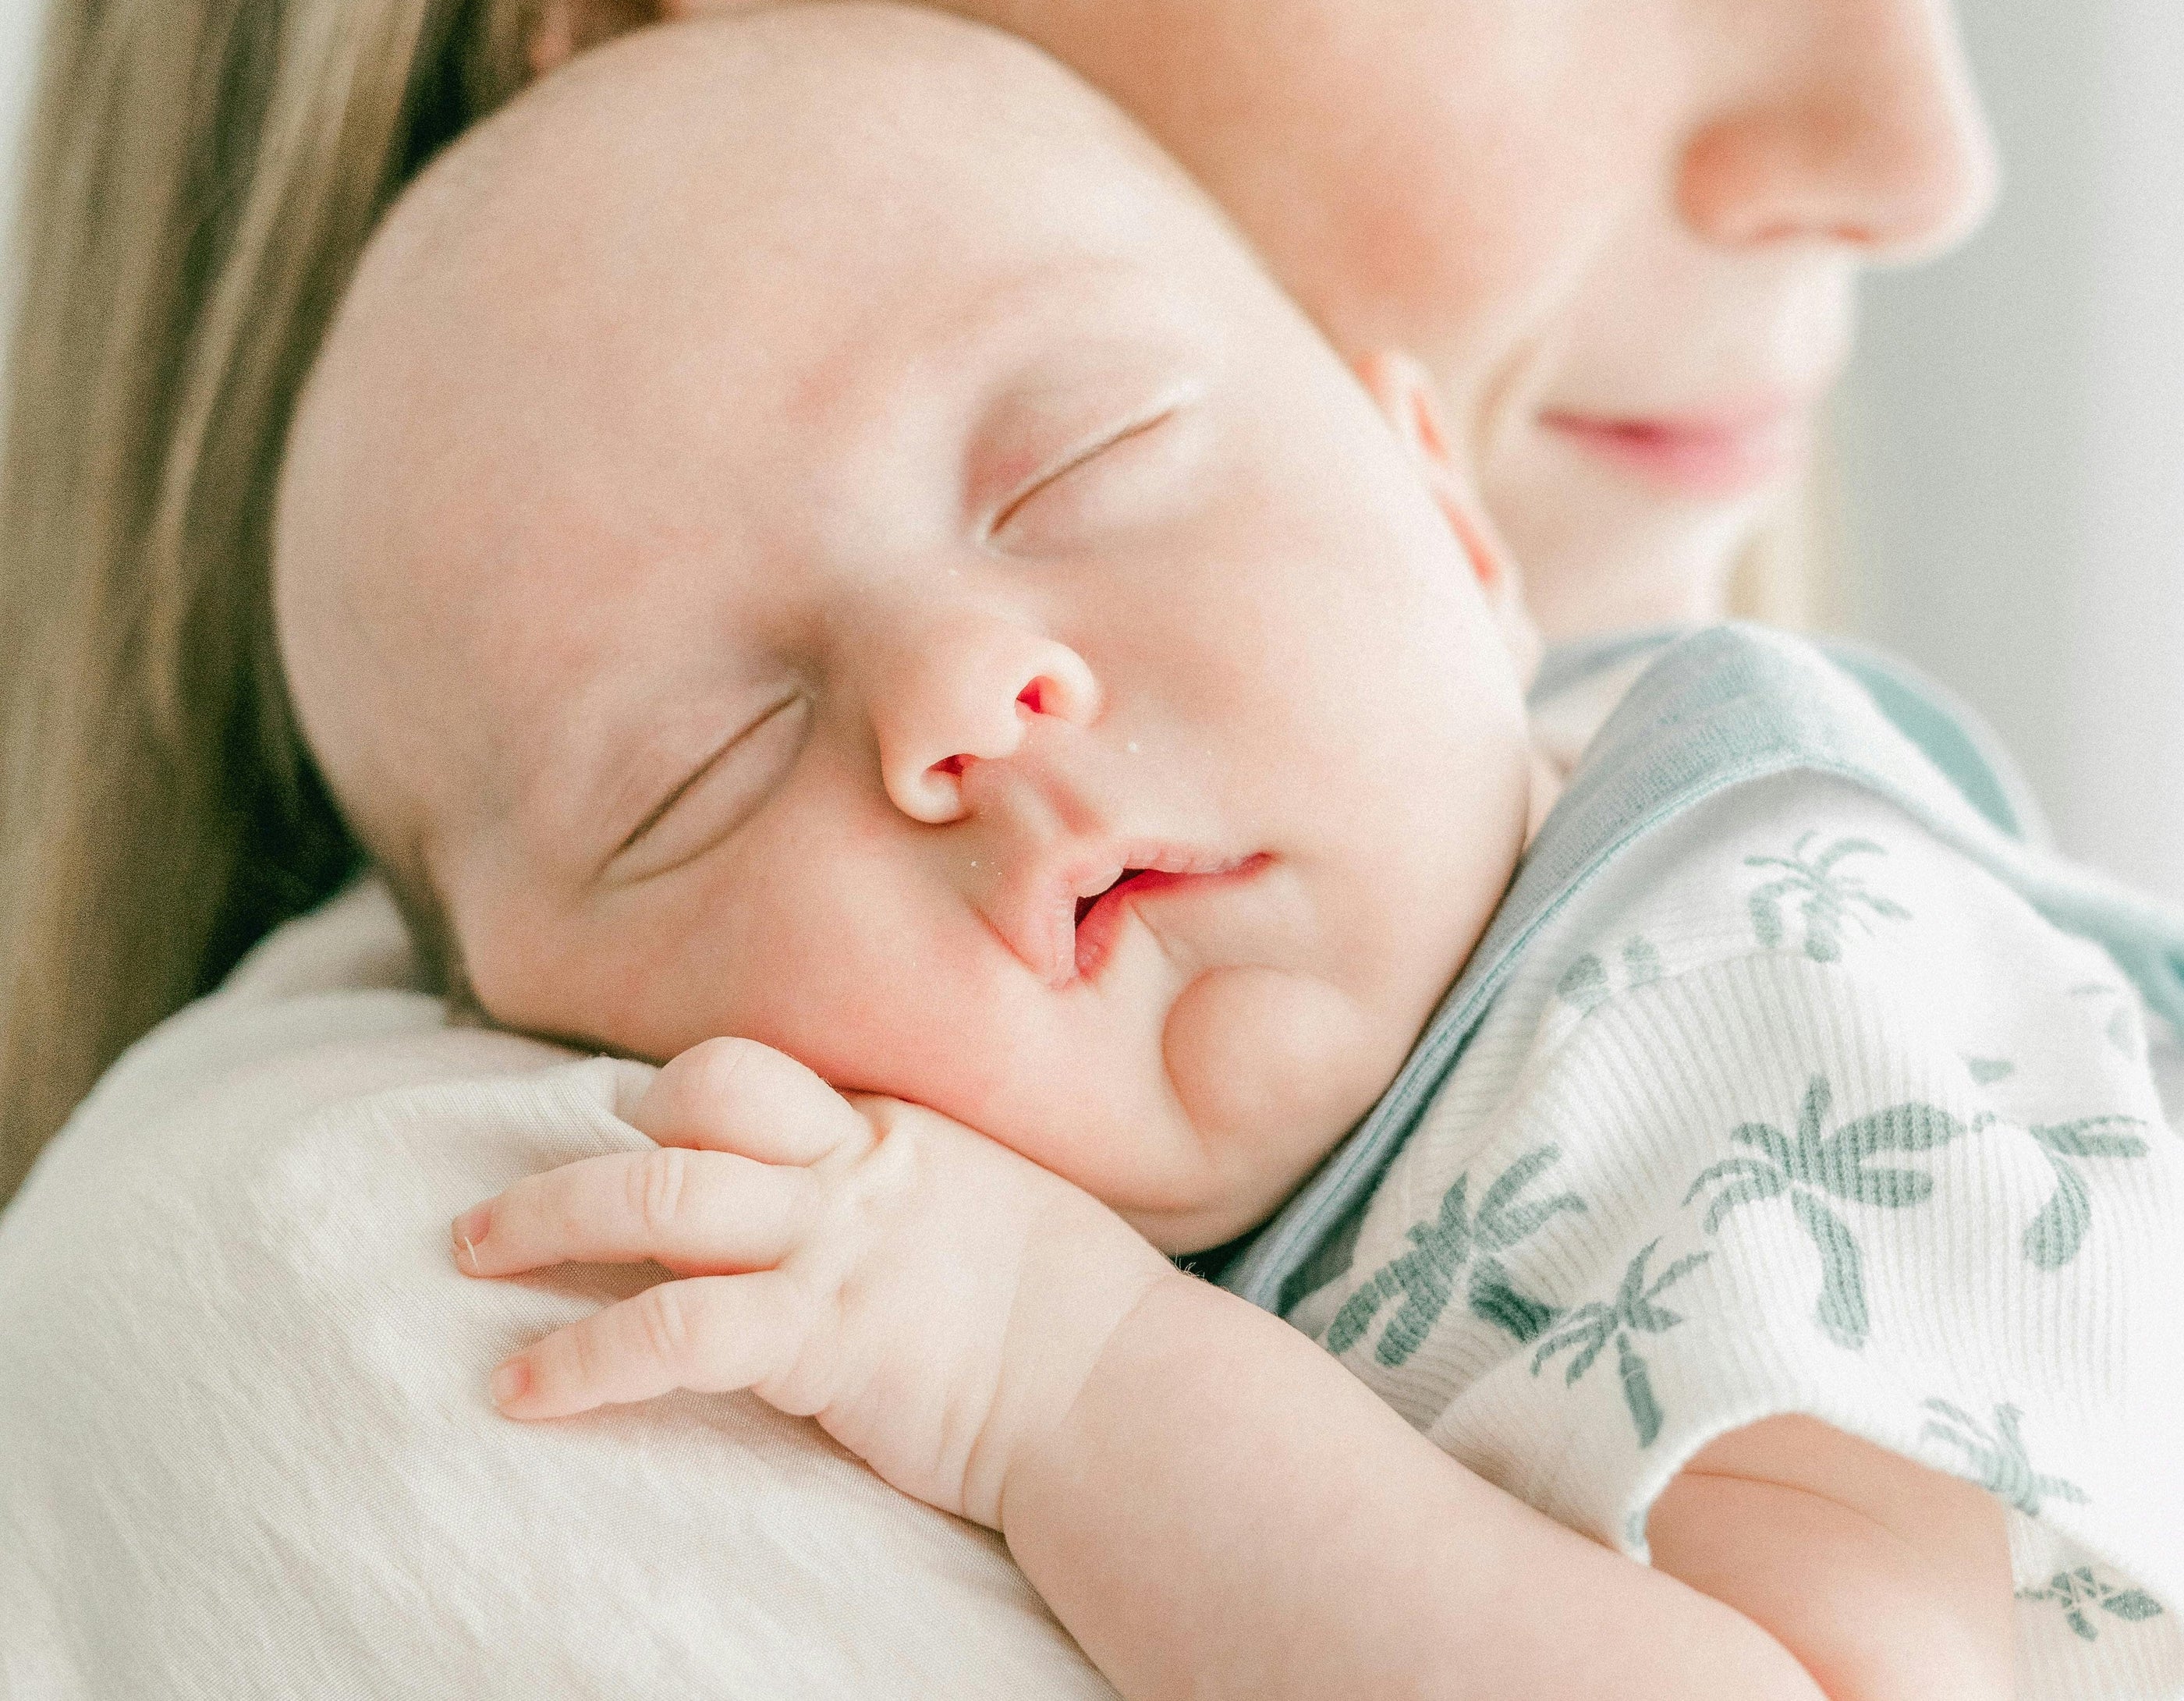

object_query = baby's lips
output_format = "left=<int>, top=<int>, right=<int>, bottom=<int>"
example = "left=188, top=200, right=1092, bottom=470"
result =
left=984, top=860, right=1107, bottom=986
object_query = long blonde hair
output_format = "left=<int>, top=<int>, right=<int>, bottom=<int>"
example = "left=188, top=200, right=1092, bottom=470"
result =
left=0, top=0, right=550, bottom=1206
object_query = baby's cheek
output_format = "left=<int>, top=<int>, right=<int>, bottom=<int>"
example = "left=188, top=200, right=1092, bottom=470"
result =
left=1160, top=966, right=1395, bottom=1228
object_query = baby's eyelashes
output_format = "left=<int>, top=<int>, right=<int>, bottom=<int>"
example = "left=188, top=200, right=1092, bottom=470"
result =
left=603, top=694, right=810, bottom=886
left=984, top=399, right=1198, bottom=553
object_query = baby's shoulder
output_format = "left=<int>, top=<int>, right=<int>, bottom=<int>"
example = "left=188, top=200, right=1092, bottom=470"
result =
left=1367, top=771, right=2168, bottom=1296
left=1514, top=771, right=2129, bottom=1053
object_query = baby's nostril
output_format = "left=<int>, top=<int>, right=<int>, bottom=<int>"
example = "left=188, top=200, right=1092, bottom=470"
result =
left=934, top=755, right=966, bottom=778
left=1017, top=680, right=1048, bottom=716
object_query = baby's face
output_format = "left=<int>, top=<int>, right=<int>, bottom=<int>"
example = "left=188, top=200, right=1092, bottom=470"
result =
left=278, top=10, right=1542, bottom=1252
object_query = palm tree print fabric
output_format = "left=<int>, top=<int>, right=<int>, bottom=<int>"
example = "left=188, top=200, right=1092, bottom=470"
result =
left=1682, top=1076, right=1974, bottom=1349
left=1286, top=783, right=2184, bottom=1698
left=1324, top=1147, right=1581, bottom=1366
left=1530, top=1241, right=1710, bottom=1446
left=1918, top=1400, right=2087, bottom=1517
left=2018, top=1568, right=2165, bottom=1643
left=1745, top=834, right=1911, bottom=962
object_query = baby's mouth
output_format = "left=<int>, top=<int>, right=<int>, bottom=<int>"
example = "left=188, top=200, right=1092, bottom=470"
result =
left=991, top=844, right=1269, bottom=987
left=1069, top=857, right=1270, bottom=983
left=1076, top=870, right=1150, bottom=930
left=1072, top=870, right=1150, bottom=980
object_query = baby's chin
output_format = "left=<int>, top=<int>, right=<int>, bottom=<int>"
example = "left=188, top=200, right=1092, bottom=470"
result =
left=1137, top=966, right=1401, bottom=1255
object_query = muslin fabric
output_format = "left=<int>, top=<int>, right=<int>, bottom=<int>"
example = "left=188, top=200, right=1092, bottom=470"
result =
left=0, top=883, right=1115, bottom=1700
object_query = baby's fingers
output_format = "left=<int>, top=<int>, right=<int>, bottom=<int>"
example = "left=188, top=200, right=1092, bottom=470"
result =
left=491, top=1270, right=808, bottom=1420
left=633, top=1037, right=870, bottom=1166
left=455, top=1146, right=810, bottom=1278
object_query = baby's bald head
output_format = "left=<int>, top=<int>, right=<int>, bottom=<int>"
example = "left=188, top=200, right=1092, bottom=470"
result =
left=275, top=3, right=1236, bottom=944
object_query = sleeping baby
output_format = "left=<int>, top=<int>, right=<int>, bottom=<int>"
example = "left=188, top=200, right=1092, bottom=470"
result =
left=273, top=8, right=2184, bottom=1699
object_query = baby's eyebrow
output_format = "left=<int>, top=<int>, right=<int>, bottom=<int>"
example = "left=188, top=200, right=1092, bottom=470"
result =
left=840, top=255, right=1192, bottom=441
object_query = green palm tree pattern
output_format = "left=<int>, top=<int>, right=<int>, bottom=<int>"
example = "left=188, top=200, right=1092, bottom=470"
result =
left=2069, top=983, right=2143, bottom=1061
left=1558, top=955, right=1610, bottom=1015
left=2023, top=1115, right=2150, bottom=1270
left=2016, top=1568, right=2164, bottom=1642
left=1556, top=937, right=1666, bottom=1016
left=1324, top=1147, right=1585, bottom=1368
left=1946, top=1055, right=2148, bottom=1269
left=1530, top=1239, right=1712, bottom=1447
left=1746, top=834, right=1910, bottom=962
left=1682, top=1076, right=1976, bottom=1349
left=1920, top=1399, right=2088, bottom=1516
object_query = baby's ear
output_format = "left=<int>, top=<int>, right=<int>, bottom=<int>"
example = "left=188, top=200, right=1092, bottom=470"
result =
left=527, top=0, right=775, bottom=77
left=525, top=0, right=670, bottom=79
left=1353, top=349, right=1543, bottom=688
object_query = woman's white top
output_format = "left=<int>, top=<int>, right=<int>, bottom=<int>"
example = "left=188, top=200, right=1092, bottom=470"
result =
left=0, top=884, right=1115, bottom=1699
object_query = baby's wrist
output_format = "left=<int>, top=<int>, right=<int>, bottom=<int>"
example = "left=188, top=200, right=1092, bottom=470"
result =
left=991, top=1260, right=1262, bottom=1536
left=978, top=1240, right=1188, bottom=1533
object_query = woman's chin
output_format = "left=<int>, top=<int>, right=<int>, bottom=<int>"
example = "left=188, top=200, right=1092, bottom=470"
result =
left=1520, top=500, right=1783, bottom=640
left=1485, top=433, right=1802, bottom=640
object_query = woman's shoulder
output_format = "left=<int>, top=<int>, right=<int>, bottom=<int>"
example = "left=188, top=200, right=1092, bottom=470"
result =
left=20, top=880, right=572, bottom=1206
left=0, top=882, right=1115, bottom=1701
left=217, top=875, right=424, bottom=1002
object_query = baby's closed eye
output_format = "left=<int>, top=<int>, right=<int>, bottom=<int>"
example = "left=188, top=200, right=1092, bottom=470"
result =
left=986, top=395, right=1202, bottom=553
left=608, top=693, right=810, bottom=885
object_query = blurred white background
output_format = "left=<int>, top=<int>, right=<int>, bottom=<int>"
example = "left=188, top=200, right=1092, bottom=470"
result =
left=1839, top=0, right=2184, bottom=903
left=0, top=1, right=2175, bottom=896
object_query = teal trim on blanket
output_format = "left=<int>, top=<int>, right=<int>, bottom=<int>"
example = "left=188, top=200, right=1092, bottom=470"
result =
left=1220, top=624, right=2184, bottom=1316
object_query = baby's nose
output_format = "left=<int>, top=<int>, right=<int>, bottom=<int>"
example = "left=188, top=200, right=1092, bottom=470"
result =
left=871, top=618, right=1101, bottom=825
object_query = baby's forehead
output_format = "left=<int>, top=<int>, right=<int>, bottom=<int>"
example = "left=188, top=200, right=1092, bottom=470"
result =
left=342, top=6, right=1218, bottom=356
left=288, top=3, right=1246, bottom=579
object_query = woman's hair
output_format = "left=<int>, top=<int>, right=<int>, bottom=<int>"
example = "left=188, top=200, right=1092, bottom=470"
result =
left=0, top=0, right=562, bottom=1206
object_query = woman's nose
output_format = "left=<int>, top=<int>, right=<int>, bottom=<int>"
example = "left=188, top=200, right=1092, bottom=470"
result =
left=863, top=611, right=1103, bottom=825
left=1679, top=0, right=2001, bottom=262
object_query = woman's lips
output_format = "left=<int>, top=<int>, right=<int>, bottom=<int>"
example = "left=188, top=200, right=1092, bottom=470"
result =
left=1071, top=855, right=1270, bottom=983
left=1540, top=403, right=1809, bottom=501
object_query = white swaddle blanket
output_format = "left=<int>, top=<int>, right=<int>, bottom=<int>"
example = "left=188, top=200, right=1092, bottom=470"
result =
left=0, top=882, right=1112, bottom=1699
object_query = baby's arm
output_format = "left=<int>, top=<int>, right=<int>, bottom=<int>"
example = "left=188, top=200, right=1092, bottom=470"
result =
left=1005, top=1285, right=2014, bottom=1700
left=456, top=1039, right=1989, bottom=1701
left=1000, top=1268, right=1828, bottom=1701
left=1647, top=1416, right=2015, bottom=1699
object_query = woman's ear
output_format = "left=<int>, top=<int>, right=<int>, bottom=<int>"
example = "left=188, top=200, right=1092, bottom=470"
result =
left=1353, top=349, right=1543, bottom=687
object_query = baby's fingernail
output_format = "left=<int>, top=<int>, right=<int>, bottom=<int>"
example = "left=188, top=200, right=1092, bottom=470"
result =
left=491, top=1359, right=530, bottom=1407
left=452, top=1204, right=491, bottom=1257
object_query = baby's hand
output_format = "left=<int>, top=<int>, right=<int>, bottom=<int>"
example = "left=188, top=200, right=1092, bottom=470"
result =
left=451, top=1038, right=1175, bottom=1528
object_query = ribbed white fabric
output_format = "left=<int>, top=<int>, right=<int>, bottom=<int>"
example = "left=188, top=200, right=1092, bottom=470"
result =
left=1292, top=774, right=2184, bottom=1698
left=0, top=884, right=1114, bottom=1700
